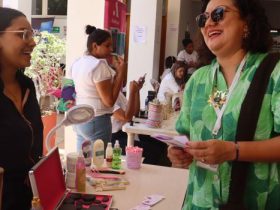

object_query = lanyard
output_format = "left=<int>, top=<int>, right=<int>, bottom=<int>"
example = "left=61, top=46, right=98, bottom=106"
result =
left=211, top=54, right=248, bottom=137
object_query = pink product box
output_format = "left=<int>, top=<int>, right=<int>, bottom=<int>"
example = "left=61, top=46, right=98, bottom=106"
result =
left=148, top=103, right=162, bottom=113
left=145, top=119, right=162, bottom=128
left=147, top=111, right=162, bottom=121
left=29, top=147, right=112, bottom=210
left=126, top=147, right=143, bottom=169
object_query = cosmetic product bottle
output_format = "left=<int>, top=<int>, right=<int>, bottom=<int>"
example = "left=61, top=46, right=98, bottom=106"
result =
left=105, top=142, right=113, bottom=168
left=75, top=151, right=86, bottom=192
left=112, top=140, right=122, bottom=170
left=92, top=139, right=104, bottom=168
left=81, top=140, right=92, bottom=168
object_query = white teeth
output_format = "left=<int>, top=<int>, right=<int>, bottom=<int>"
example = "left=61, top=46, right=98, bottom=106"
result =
left=208, top=30, right=221, bottom=37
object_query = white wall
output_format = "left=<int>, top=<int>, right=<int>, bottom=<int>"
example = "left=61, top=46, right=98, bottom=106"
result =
left=66, top=0, right=105, bottom=72
left=165, top=0, right=181, bottom=58
left=3, top=0, right=31, bottom=21
left=127, top=0, right=163, bottom=109
left=178, top=0, right=192, bottom=51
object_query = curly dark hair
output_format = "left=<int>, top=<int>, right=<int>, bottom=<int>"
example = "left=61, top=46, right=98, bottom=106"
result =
left=197, top=0, right=273, bottom=65
left=85, top=25, right=111, bottom=53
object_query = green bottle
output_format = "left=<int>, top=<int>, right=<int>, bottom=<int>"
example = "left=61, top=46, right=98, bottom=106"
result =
left=112, top=140, right=122, bottom=169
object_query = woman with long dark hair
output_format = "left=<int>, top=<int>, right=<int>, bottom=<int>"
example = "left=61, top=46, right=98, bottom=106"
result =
left=0, top=7, right=43, bottom=210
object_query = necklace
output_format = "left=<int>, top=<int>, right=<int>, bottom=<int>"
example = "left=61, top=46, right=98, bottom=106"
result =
left=209, top=54, right=248, bottom=137
left=208, top=70, right=228, bottom=109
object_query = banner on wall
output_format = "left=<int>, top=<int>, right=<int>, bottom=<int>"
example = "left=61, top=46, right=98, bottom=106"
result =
left=104, top=0, right=127, bottom=56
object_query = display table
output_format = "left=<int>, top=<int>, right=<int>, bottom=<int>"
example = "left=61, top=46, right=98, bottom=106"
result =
left=87, top=163, right=189, bottom=210
left=122, top=114, right=179, bottom=147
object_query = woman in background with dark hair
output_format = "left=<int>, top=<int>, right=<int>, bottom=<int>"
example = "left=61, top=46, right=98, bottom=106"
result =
left=0, top=7, right=43, bottom=210
left=168, top=0, right=280, bottom=209
left=68, top=25, right=125, bottom=151
left=160, top=56, right=177, bottom=80
left=157, top=61, right=188, bottom=103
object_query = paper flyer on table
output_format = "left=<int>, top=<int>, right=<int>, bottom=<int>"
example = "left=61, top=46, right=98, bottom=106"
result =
left=151, top=134, right=189, bottom=148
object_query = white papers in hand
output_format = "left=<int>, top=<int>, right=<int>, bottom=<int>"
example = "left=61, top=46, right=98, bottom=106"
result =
left=151, top=134, right=189, bottom=148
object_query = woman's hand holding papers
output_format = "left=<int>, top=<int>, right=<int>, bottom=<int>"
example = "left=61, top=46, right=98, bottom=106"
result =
left=167, top=146, right=193, bottom=169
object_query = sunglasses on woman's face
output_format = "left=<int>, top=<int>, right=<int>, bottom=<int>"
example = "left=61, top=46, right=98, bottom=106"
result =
left=196, top=6, right=236, bottom=28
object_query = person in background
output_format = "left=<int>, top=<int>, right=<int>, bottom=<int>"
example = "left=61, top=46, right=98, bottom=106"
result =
left=111, top=77, right=144, bottom=153
left=0, top=7, right=43, bottom=210
left=68, top=25, right=125, bottom=151
left=177, top=38, right=199, bottom=77
left=168, top=0, right=280, bottom=209
left=157, top=61, right=188, bottom=103
left=160, top=56, right=176, bottom=80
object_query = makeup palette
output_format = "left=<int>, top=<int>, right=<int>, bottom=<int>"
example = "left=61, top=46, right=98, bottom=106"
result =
left=58, top=193, right=112, bottom=210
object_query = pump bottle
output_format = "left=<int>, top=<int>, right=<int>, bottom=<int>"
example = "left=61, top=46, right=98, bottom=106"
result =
left=112, top=140, right=122, bottom=169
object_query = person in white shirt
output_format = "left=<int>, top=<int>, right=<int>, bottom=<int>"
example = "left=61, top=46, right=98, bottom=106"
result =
left=69, top=25, right=125, bottom=151
left=160, top=56, right=176, bottom=81
left=157, top=61, right=188, bottom=103
left=177, top=38, right=199, bottom=75
left=111, top=78, right=144, bottom=152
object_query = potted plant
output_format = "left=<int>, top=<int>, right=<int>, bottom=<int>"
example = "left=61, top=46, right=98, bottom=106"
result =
left=25, top=31, right=66, bottom=113
left=25, top=31, right=66, bottom=154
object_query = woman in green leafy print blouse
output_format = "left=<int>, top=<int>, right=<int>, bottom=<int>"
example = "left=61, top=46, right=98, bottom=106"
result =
left=168, top=0, right=280, bottom=209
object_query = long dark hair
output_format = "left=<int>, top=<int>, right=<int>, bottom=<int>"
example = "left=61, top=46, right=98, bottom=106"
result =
left=197, top=0, right=273, bottom=65
left=0, top=7, right=26, bottom=73
left=85, top=25, right=111, bottom=54
left=0, top=7, right=25, bottom=32
left=165, top=56, right=176, bottom=69
left=171, top=61, right=188, bottom=86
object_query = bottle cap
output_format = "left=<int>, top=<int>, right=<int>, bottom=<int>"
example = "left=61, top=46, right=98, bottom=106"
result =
left=114, top=140, right=120, bottom=148
left=107, top=142, right=112, bottom=147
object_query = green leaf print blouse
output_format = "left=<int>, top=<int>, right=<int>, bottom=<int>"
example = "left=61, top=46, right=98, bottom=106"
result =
left=176, top=52, right=280, bottom=210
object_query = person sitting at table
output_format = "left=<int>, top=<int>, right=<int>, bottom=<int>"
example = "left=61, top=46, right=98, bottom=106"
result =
left=111, top=78, right=144, bottom=153
left=157, top=61, right=188, bottom=104
left=160, top=56, right=177, bottom=81
left=177, top=38, right=199, bottom=76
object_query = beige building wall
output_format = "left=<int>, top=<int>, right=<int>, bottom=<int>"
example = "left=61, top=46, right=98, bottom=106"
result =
left=127, top=0, right=163, bottom=109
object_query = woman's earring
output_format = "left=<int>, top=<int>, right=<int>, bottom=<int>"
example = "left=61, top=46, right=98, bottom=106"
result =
left=243, top=26, right=249, bottom=39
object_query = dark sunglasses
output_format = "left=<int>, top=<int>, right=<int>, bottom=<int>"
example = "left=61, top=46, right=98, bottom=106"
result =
left=196, top=6, right=229, bottom=28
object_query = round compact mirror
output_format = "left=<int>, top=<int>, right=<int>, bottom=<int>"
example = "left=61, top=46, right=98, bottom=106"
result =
left=45, top=104, right=95, bottom=152
left=65, top=105, right=95, bottom=125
